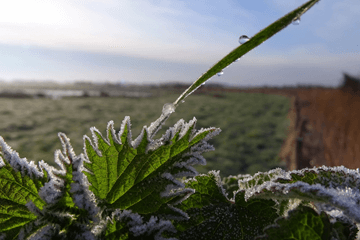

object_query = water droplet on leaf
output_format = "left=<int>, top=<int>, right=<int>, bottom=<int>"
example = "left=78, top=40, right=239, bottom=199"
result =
left=234, top=58, right=240, bottom=62
left=162, top=103, right=175, bottom=115
left=239, top=35, right=249, bottom=44
left=292, top=17, right=300, bottom=25
left=217, top=71, right=224, bottom=76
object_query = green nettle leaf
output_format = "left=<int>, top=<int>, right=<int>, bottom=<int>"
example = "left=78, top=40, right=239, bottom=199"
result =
left=3, top=0, right=351, bottom=239
left=0, top=133, right=102, bottom=239
left=235, top=191, right=279, bottom=239
left=169, top=171, right=279, bottom=240
left=0, top=137, right=48, bottom=239
left=83, top=117, right=220, bottom=216
left=257, top=205, right=332, bottom=240
left=257, top=205, right=358, bottom=240
left=331, top=220, right=359, bottom=240
left=222, top=173, right=251, bottom=200
left=0, top=116, right=220, bottom=239
left=240, top=166, right=360, bottom=225
left=103, top=209, right=177, bottom=240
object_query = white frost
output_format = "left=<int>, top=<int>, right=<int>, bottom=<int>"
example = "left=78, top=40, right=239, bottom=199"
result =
left=242, top=166, right=360, bottom=223
left=132, top=126, right=150, bottom=149
left=0, top=136, right=45, bottom=179
left=113, top=209, right=177, bottom=240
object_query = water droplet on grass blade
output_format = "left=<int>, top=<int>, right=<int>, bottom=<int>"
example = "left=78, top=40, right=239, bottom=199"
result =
left=234, top=58, right=240, bottom=62
left=217, top=71, right=224, bottom=76
left=239, top=35, right=249, bottom=44
left=162, top=103, right=175, bottom=115
left=292, top=17, right=300, bottom=25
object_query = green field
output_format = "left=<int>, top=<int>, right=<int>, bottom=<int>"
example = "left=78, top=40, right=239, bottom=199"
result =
left=0, top=91, right=290, bottom=177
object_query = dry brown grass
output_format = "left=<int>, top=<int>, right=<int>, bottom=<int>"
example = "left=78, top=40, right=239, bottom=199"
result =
left=295, top=89, right=360, bottom=169
left=198, top=82, right=360, bottom=170
left=250, top=87, right=360, bottom=170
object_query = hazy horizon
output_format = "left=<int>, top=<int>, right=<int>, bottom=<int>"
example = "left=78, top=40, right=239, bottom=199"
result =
left=0, top=76, right=347, bottom=88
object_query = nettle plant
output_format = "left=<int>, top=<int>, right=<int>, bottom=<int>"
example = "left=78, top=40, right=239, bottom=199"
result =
left=1, top=1, right=359, bottom=239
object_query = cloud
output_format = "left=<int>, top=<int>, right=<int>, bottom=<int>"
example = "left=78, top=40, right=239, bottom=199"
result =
left=3, top=0, right=357, bottom=87
left=0, top=0, right=257, bottom=64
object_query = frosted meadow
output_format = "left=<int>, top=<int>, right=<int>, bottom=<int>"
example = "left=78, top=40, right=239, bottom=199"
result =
left=1, top=0, right=359, bottom=239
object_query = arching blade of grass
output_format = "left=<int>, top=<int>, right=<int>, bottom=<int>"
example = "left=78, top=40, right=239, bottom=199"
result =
left=173, top=0, right=320, bottom=107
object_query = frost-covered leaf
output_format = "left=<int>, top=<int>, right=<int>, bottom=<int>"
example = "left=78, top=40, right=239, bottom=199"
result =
left=0, top=137, right=48, bottom=239
left=257, top=205, right=331, bottom=240
left=257, top=205, right=358, bottom=240
left=240, top=166, right=360, bottom=225
left=23, top=133, right=101, bottom=240
left=238, top=168, right=287, bottom=191
left=103, top=209, right=177, bottom=240
left=170, top=171, right=279, bottom=240
left=83, top=117, right=220, bottom=216
left=234, top=191, right=280, bottom=239
left=47, top=133, right=99, bottom=220
left=171, top=171, right=238, bottom=239
left=222, top=173, right=251, bottom=200
left=0, top=133, right=102, bottom=239
left=1, top=115, right=220, bottom=239
left=331, top=220, right=358, bottom=240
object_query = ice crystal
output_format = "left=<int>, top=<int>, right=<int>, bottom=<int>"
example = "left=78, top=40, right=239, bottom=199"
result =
left=0, top=136, right=45, bottom=179
left=112, top=209, right=177, bottom=240
left=241, top=166, right=360, bottom=223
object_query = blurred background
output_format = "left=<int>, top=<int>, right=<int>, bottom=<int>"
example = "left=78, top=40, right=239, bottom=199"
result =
left=0, top=0, right=359, bottom=86
left=0, top=0, right=359, bottom=177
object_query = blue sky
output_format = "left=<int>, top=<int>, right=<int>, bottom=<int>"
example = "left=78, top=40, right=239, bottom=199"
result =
left=0, top=0, right=359, bottom=87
